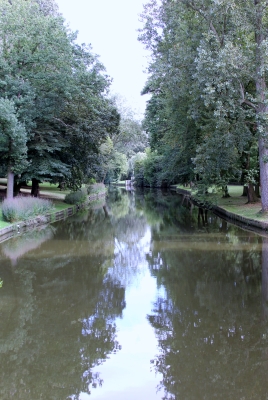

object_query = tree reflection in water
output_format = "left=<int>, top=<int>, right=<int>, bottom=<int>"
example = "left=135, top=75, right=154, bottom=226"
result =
left=107, top=188, right=149, bottom=287
left=0, top=188, right=268, bottom=399
left=0, top=205, right=126, bottom=400
left=143, top=191, right=268, bottom=399
left=0, top=188, right=151, bottom=400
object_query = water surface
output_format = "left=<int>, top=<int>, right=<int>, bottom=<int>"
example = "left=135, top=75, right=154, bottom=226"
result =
left=0, top=188, right=267, bottom=399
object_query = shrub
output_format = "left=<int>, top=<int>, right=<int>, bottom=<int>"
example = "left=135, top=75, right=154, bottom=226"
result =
left=2, top=196, right=54, bottom=222
left=86, top=182, right=106, bottom=195
left=64, top=187, right=88, bottom=205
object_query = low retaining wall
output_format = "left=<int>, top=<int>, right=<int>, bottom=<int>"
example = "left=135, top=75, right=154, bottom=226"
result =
left=175, top=187, right=268, bottom=234
left=212, top=205, right=268, bottom=233
left=0, top=191, right=106, bottom=243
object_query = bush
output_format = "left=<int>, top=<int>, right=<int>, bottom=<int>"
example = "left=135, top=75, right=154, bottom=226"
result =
left=2, top=196, right=54, bottom=222
left=64, top=187, right=88, bottom=205
left=86, top=182, right=106, bottom=195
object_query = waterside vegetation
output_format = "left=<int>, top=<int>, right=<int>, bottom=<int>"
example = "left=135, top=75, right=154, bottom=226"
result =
left=2, top=0, right=268, bottom=233
left=135, top=0, right=268, bottom=214
left=2, top=197, right=54, bottom=223
left=0, top=181, right=106, bottom=227
left=0, top=0, right=146, bottom=200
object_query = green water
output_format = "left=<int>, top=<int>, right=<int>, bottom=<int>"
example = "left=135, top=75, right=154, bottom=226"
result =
left=0, top=188, right=267, bottom=399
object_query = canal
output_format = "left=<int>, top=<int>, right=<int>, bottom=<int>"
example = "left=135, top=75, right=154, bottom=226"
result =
left=0, top=187, right=267, bottom=399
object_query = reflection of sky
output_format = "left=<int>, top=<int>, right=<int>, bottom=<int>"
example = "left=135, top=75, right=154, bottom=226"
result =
left=1, top=226, right=54, bottom=266
left=79, top=228, right=165, bottom=399
left=112, top=228, right=152, bottom=287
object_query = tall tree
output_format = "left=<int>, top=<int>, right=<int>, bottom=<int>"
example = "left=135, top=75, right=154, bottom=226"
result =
left=0, top=0, right=118, bottom=195
left=61, top=46, right=121, bottom=188
left=0, top=0, right=74, bottom=195
left=139, top=0, right=268, bottom=209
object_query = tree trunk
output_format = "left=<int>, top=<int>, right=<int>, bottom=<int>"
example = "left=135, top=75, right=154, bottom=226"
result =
left=247, top=183, right=259, bottom=203
left=198, top=207, right=205, bottom=227
left=7, top=168, right=14, bottom=199
left=241, top=151, right=251, bottom=196
left=58, top=181, right=66, bottom=191
left=258, top=135, right=268, bottom=209
left=255, top=183, right=261, bottom=198
left=31, top=178, right=40, bottom=197
left=255, top=0, right=268, bottom=211
left=204, top=209, right=208, bottom=224
left=14, top=180, right=27, bottom=196
left=222, top=185, right=230, bottom=198
left=13, top=180, right=20, bottom=197
left=242, top=185, right=248, bottom=197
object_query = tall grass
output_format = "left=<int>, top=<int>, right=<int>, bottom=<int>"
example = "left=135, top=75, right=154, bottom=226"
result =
left=2, top=196, right=54, bottom=222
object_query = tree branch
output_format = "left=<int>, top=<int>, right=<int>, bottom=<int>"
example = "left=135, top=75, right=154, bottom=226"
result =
left=239, top=82, right=257, bottom=110
left=53, top=117, right=73, bottom=128
left=209, top=21, right=221, bottom=44
left=185, top=1, right=222, bottom=45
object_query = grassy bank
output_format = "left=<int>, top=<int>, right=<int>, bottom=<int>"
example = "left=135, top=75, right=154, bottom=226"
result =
left=215, top=186, right=264, bottom=220
left=176, top=184, right=267, bottom=222
left=0, top=182, right=106, bottom=228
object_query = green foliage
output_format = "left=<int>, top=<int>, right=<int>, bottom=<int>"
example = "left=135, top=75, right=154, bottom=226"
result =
left=98, top=136, right=128, bottom=183
left=132, top=152, right=148, bottom=187
left=244, top=168, right=259, bottom=185
left=138, top=0, right=268, bottom=212
left=0, top=98, right=28, bottom=174
left=112, top=95, right=148, bottom=158
left=133, top=150, right=171, bottom=188
left=94, top=95, right=149, bottom=182
left=2, top=196, right=54, bottom=222
left=0, top=0, right=121, bottom=195
left=61, top=44, right=121, bottom=188
left=143, top=150, right=165, bottom=187
left=64, top=187, right=88, bottom=205
left=86, top=183, right=106, bottom=196
left=0, top=0, right=73, bottom=185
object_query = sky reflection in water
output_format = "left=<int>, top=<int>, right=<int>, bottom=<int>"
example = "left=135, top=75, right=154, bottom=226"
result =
left=0, top=188, right=267, bottom=400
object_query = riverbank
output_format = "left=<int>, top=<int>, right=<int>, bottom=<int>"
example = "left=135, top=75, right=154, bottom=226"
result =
left=173, top=185, right=268, bottom=234
left=1, top=183, right=268, bottom=242
left=0, top=184, right=106, bottom=243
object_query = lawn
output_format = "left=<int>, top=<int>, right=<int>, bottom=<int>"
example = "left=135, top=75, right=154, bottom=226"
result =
left=0, top=219, right=12, bottom=229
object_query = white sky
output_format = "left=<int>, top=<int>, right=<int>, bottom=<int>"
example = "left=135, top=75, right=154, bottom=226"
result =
left=56, top=0, right=150, bottom=118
